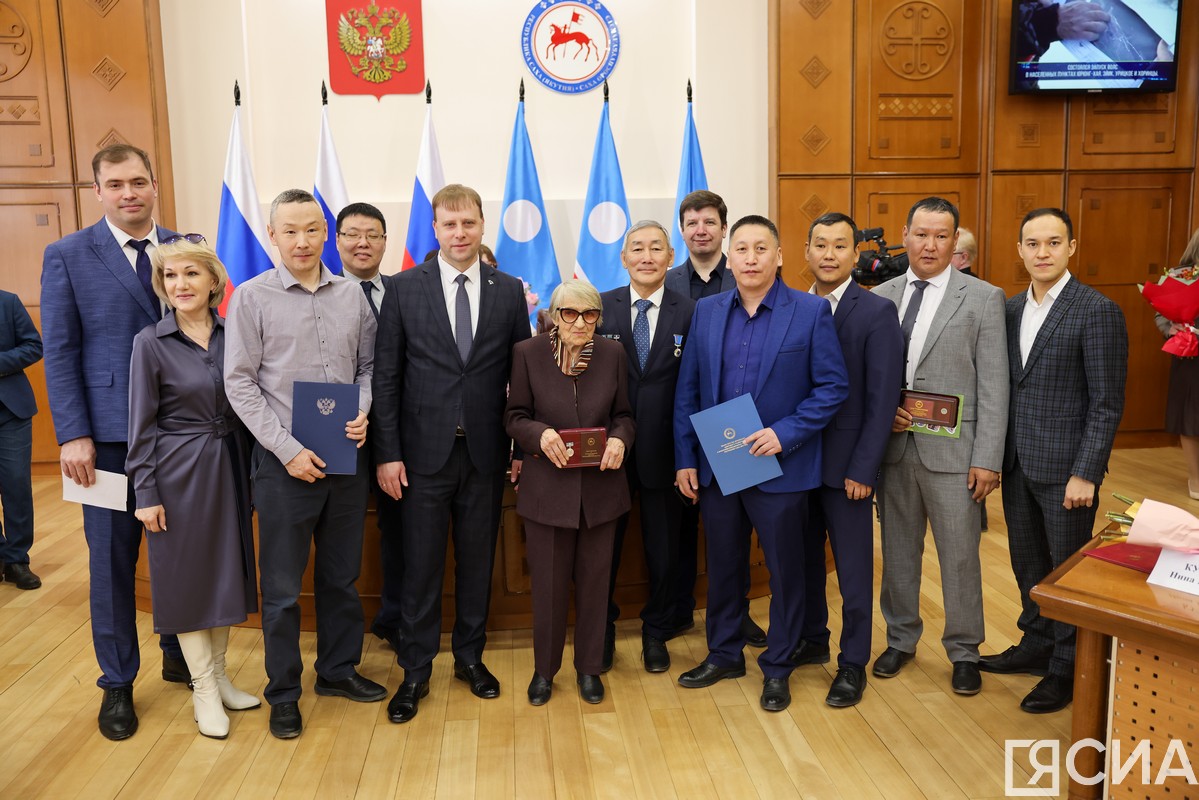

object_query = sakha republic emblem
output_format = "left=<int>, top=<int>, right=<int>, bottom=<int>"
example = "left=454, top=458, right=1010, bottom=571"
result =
left=521, top=0, right=621, bottom=94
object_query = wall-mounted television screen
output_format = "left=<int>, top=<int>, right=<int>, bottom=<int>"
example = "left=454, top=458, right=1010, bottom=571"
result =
left=1009, top=0, right=1181, bottom=94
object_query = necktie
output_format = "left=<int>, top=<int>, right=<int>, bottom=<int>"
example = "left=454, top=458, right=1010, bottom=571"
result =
left=361, top=279, right=379, bottom=320
left=633, top=298, right=652, bottom=371
left=900, top=279, right=929, bottom=370
left=128, top=239, right=161, bottom=320
left=454, top=273, right=472, bottom=364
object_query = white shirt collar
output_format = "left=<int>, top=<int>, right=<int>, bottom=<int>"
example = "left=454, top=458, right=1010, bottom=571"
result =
left=809, top=276, right=853, bottom=303
left=630, top=284, right=666, bottom=308
left=438, top=255, right=481, bottom=287
left=905, top=264, right=952, bottom=289
left=1025, top=270, right=1072, bottom=307
left=340, top=269, right=384, bottom=290
left=106, top=217, right=159, bottom=248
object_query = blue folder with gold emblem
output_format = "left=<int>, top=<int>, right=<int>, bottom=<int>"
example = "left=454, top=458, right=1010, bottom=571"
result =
left=689, top=393, right=783, bottom=495
left=291, top=381, right=360, bottom=475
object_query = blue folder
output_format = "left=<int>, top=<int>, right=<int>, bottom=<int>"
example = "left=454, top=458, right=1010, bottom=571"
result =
left=689, top=393, right=783, bottom=495
left=291, top=381, right=361, bottom=475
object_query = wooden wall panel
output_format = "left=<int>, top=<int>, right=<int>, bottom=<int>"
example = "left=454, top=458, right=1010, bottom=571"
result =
left=987, top=173, right=1065, bottom=293
left=23, top=308, right=57, bottom=465
left=989, top=0, right=1066, bottom=172
left=777, top=0, right=853, bottom=175
left=0, top=0, right=73, bottom=183
left=777, top=176, right=852, bottom=290
left=855, top=0, right=984, bottom=174
left=853, top=176, right=980, bottom=250
left=0, top=188, right=79, bottom=305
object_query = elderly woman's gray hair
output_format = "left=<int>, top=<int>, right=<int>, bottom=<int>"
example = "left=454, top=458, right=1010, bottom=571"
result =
left=549, top=279, right=603, bottom=323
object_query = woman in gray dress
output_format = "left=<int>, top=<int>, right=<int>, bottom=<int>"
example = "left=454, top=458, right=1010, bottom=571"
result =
left=127, top=237, right=258, bottom=739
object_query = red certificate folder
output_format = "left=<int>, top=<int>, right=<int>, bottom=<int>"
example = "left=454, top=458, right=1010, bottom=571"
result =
left=558, top=427, right=607, bottom=468
left=1084, top=542, right=1162, bottom=574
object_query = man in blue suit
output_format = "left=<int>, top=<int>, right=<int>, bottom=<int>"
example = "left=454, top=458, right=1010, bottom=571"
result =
left=41, top=144, right=188, bottom=741
left=796, top=213, right=903, bottom=707
left=674, top=214, right=848, bottom=712
left=0, top=289, right=43, bottom=590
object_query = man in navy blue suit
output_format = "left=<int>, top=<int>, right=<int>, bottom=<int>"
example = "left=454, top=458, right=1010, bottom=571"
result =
left=41, top=144, right=188, bottom=741
left=796, top=213, right=903, bottom=707
left=0, top=289, right=43, bottom=590
left=674, top=214, right=848, bottom=712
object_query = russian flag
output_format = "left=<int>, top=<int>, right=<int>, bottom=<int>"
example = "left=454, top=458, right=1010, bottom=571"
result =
left=495, top=97, right=558, bottom=324
left=670, top=98, right=708, bottom=266
left=402, top=104, right=445, bottom=269
left=314, top=100, right=349, bottom=275
left=216, top=99, right=273, bottom=314
left=574, top=100, right=629, bottom=292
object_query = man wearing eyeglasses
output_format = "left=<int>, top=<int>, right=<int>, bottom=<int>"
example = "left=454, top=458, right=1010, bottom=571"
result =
left=41, top=143, right=191, bottom=741
left=598, top=220, right=695, bottom=674
left=372, top=184, right=532, bottom=723
left=334, top=203, right=404, bottom=657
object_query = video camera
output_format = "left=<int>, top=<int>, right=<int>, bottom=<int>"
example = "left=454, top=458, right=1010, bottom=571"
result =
left=852, top=227, right=908, bottom=286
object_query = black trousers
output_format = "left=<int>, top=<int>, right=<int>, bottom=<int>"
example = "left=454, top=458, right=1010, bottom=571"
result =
left=0, top=406, right=34, bottom=565
left=369, top=461, right=404, bottom=640
left=253, top=444, right=368, bottom=705
left=398, top=437, right=504, bottom=683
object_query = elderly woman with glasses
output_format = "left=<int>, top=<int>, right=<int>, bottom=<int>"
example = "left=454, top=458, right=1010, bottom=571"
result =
left=126, top=235, right=259, bottom=739
left=505, top=279, right=635, bottom=706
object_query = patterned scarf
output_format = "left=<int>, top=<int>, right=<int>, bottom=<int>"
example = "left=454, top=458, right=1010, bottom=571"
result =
left=550, top=328, right=594, bottom=376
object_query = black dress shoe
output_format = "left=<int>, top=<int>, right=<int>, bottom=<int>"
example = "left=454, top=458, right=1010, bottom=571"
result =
left=98, top=686, right=138, bottom=741
left=677, top=660, right=746, bottom=688
left=161, top=652, right=192, bottom=684
left=315, top=671, right=387, bottom=702
left=601, top=625, right=615, bottom=673
left=269, top=701, right=302, bottom=739
left=454, top=662, right=500, bottom=699
left=760, top=677, right=791, bottom=712
left=387, top=681, right=429, bottom=723
left=1020, top=675, right=1074, bottom=714
left=826, top=666, right=867, bottom=707
left=370, top=622, right=402, bottom=654
left=871, top=647, right=915, bottom=678
left=642, top=634, right=670, bottom=673
left=741, top=614, right=767, bottom=648
left=2, top=563, right=41, bottom=590
left=951, top=661, right=981, bottom=695
left=789, top=638, right=831, bottom=666
left=663, top=616, right=695, bottom=641
left=577, top=674, right=604, bottom=704
left=978, top=645, right=1050, bottom=676
left=527, top=673, right=552, bottom=706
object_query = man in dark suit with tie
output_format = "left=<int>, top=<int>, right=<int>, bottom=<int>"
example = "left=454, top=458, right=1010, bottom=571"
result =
left=334, top=202, right=403, bottom=655
left=674, top=214, right=848, bottom=712
left=373, top=184, right=532, bottom=722
left=798, top=213, right=904, bottom=707
left=0, top=289, right=43, bottom=590
left=980, top=207, right=1127, bottom=713
left=663, top=190, right=765, bottom=649
left=41, top=144, right=189, bottom=740
left=598, top=220, right=696, bottom=673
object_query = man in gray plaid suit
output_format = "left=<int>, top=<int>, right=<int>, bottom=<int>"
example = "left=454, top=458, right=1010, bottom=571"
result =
left=979, top=207, right=1127, bottom=713
left=871, top=197, right=1009, bottom=696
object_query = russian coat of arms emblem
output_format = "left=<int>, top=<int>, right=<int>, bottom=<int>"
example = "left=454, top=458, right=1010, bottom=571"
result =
left=336, top=4, right=412, bottom=83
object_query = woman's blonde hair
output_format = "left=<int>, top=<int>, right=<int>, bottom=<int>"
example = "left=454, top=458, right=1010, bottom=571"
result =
left=150, top=238, right=228, bottom=309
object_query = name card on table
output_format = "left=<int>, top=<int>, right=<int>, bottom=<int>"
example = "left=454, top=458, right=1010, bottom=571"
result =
left=1147, top=549, right=1199, bottom=597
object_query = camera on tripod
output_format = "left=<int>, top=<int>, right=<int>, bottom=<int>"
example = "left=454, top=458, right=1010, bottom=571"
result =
left=852, top=227, right=909, bottom=286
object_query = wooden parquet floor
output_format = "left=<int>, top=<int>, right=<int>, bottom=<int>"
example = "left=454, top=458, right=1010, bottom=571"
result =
left=0, top=447, right=1190, bottom=799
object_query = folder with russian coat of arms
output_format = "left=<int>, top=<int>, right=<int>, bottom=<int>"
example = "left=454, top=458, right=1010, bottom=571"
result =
left=689, top=393, right=783, bottom=496
left=292, top=381, right=360, bottom=475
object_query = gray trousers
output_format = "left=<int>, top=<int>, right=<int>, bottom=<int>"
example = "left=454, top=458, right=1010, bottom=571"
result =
left=879, top=442, right=984, bottom=663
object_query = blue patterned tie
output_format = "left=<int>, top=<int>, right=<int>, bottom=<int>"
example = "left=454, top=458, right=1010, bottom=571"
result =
left=128, top=239, right=161, bottom=319
left=633, top=298, right=652, bottom=371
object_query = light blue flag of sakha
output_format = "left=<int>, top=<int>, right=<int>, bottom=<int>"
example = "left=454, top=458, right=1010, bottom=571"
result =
left=671, top=101, right=708, bottom=266
left=495, top=98, right=558, bottom=324
left=574, top=101, right=629, bottom=292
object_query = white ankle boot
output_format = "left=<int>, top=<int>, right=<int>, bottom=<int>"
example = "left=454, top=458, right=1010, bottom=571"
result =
left=178, top=630, right=230, bottom=739
left=211, top=626, right=261, bottom=710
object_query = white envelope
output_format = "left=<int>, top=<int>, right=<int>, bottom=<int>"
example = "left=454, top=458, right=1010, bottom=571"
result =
left=62, top=470, right=128, bottom=512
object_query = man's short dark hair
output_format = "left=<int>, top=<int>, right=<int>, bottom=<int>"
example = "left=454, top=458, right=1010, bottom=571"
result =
left=337, top=202, right=387, bottom=234
left=807, top=212, right=859, bottom=244
left=906, top=196, right=960, bottom=232
left=1019, top=207, right=1074, bottom=242
left=679, top=190, right=728, bottom=227
left=729, top=214, right=779, bottom=245
left=269, top=189, right=318, bottom=223
left=92, top=144, right=154, bottom=184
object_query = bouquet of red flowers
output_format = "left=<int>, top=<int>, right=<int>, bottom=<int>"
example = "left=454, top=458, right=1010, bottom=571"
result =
left=1141, top=264, right=1199, bottom=357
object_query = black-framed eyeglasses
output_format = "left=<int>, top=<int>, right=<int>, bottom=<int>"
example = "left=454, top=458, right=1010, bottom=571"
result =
left=338, top=231, right=386, bottom=243
left=557, top=307, right=600, bottom=324
left=161, top=233, right=206, bottom=245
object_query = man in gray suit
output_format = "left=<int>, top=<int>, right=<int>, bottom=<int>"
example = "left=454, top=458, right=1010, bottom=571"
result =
left=980, top=208, right=1127, bottom=713
left=871, top=197, right=1009, bottom=695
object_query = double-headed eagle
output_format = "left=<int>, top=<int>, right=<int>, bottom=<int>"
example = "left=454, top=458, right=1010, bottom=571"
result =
left=338, top=4, right=411, bottom=83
